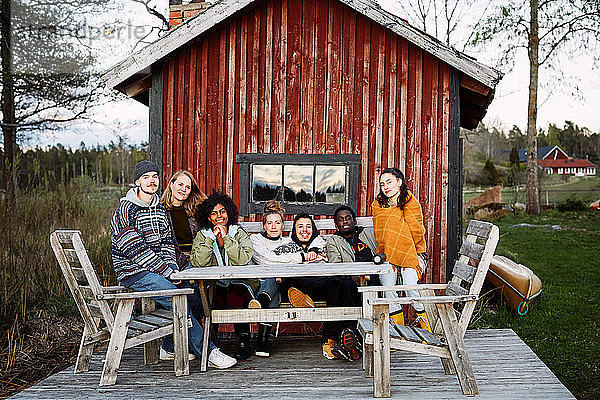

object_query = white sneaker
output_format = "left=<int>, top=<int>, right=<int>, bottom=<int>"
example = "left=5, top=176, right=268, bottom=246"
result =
left=208, top=348, right=237, bottom=369
left=160, top=347, right=196, bottom=361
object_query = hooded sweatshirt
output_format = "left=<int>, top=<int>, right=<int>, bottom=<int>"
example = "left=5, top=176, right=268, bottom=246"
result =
left=111, top=187, right=178, bottom=286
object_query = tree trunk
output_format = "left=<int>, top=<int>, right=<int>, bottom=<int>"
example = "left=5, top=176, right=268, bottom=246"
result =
left=1, top=0, right=17, bottom=211
left=526, top=0, right=540, bottom=215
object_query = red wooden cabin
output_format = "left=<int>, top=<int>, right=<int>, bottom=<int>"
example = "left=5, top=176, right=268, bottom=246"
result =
left=104, top=0, right=502, bottom=283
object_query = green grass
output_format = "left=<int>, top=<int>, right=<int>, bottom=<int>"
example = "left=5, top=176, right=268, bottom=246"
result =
left=470, top=210, right=600, bottom=400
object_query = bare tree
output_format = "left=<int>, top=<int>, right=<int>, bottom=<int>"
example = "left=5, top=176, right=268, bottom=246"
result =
left=471, top=0, right=600, bottom=214
left=1, top=0, right=166, bottom=209
left=1, top=0, right=116, bottom=209
left=380, top=0, right=493, bottom=46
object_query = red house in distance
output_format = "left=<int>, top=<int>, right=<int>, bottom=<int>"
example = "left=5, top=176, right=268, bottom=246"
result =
left=519, top=145, right=597, bottom=176
left=104, top=0, right=502, bottom=284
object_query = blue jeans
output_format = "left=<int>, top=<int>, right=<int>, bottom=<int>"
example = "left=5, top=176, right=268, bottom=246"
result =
left=378, top=267, right=403, bottom=315
left=127, top=272, right=216, bottom=358
left=257, top=277, right=281, bottom=308
left=379, top=266, right=425, bottom=314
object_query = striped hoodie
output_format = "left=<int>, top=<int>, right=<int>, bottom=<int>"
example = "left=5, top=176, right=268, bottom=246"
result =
left=110, top=187, right=178, bottom=285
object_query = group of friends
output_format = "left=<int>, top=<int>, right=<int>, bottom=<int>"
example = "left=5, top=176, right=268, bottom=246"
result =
left=110, top=160, right=431, bottom=370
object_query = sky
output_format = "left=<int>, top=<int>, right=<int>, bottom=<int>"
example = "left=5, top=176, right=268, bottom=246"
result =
left=481, top=51, right=600, bottom=134
left=25, top=0, right=600, bottom=149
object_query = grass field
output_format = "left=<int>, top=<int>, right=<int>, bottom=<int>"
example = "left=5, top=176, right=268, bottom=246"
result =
left=470, top=210, right=600, bottom=400
left=463, top=175, right=600, bottom=205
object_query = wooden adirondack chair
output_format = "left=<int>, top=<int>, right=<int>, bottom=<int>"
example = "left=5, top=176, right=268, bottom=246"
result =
left=50, top=230, right=193, bottom=386
left=358, top=220, right=500, bottom=397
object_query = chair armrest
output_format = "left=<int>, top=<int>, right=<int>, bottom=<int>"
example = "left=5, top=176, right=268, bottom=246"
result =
left=102, top=285, right=127, bottom=293
left=97, top=288, right=194, bottom=300
left=357, top=284, right=448, bottom=293
left=368, top=294, right=477, bottom=305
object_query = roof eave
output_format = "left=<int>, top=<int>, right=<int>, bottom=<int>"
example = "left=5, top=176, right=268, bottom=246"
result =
left=103, top=0, right=502, bottom=97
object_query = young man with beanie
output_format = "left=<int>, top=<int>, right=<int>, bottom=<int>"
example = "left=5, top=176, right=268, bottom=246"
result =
left=110, top=160, right=237, bottom=369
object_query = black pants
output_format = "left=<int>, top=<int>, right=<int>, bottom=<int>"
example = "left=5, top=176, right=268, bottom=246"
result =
left=282, top=276, right=352, bottom=343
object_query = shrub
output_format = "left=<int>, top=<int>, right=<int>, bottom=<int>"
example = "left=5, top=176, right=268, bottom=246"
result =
left=483, top=160, right=500, bottom=185
left=557, top=196, right=587, bottom=212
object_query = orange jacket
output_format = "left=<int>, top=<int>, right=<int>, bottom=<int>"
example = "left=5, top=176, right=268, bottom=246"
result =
left=372, top=191, right=426, bottom=278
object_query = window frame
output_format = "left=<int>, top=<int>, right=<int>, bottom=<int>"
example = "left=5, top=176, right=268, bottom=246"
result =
left=236, top=153, right=361, bottom=216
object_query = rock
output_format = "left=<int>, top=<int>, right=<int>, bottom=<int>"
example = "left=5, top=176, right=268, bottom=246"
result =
left=513, top=202, right=526, bottom=211
left=465, top=186, right=502, bottom=208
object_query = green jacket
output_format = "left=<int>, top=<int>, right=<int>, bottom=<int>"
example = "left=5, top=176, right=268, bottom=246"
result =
left=325, top=227, right=377, bottom=263
left=190, top=227, right=258, bottom=291
left=190, top=227, right=253, bottom=267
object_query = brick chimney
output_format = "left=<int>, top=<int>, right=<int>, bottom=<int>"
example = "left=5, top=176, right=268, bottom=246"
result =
left=169, top=0, right=212, bottom=29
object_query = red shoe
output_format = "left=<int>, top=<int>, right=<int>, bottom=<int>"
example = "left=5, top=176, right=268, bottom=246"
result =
left=339, top=328, right=362, bottom=360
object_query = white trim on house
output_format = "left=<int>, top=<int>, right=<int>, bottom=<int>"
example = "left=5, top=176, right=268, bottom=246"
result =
left=543, top=146, right=569, bottom=160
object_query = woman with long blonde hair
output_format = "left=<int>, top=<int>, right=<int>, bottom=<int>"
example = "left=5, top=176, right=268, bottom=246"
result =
left=161, top=170, right=207, bottom=269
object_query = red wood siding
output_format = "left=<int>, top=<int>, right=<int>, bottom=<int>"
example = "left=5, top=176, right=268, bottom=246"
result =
left=161, top=0, right=451, bottom=283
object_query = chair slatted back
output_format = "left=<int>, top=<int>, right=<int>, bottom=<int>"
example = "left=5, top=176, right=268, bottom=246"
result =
left=238, top=216, right=374, bottom=234
left=51, top=230, right=115, bottom=333
left=446, top=220, right=499, bottom=337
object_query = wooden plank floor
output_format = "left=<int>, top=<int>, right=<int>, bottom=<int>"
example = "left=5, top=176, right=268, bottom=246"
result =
left=10, top=329, right=574, bottom=399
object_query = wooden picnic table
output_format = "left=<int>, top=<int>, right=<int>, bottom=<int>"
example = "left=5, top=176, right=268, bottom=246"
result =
left=170, top=261, right=392, bottom=371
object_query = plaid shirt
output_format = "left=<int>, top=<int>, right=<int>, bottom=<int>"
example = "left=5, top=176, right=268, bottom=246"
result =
left=372, top=191, right=426, bottom=278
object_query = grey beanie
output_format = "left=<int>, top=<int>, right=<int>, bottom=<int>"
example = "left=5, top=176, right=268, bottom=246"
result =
left=133, top=160, right=160, bottom=182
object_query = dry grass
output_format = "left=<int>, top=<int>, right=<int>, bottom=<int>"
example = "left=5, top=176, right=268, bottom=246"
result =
left=0, top=184, right=122, bottom=398
left=0, top=185, right=120, bottom=327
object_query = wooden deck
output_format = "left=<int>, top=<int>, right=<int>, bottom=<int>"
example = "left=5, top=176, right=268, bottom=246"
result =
left=11, top=329, right=573, bottom=399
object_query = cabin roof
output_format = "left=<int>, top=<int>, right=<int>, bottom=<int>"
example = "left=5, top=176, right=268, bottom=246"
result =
left=103, top=0, right=503, bottom=129
left=539, top=158, right=597, bottom=168
left=518, top=146, right=568, bottom=162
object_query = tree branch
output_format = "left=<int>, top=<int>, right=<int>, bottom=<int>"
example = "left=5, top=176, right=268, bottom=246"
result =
left=130, top=0, right=169, bottom=31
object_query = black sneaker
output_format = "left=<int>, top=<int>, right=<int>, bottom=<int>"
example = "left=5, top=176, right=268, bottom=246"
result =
left=339, top=328, right=362, bottom=360
left=331, top=344, right=353, bottom=361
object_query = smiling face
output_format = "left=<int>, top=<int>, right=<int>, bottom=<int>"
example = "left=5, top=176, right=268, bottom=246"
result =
left=208, top=203, right=229, bottom=226
left=264, top=213, right=284, bottom=238
left=170, top=174, right=192, bottom=206
left=334, top=210, right=356, bottom=236
left=294, top=218, right=314, bottom=244
left=136, top=171, right=159, bottom=195
left=379, top=172, right=402, bottom=199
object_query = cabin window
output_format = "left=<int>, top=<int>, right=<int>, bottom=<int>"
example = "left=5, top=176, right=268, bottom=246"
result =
left=236, top=153, right=361, bottom=215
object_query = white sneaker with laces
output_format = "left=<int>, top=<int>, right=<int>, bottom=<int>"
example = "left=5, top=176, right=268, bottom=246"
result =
left=160, top=347, right=196, bottom=361
left=208, top=348, right=237, bottom=369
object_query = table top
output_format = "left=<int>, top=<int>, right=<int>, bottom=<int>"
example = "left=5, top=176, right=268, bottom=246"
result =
left=170, top=261, right=392, bottom=280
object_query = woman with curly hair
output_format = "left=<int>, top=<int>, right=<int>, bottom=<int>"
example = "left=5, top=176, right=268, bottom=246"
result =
left=190, top=190, right=256, bottom=361
left=372, top=167, right=431, bottom=332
